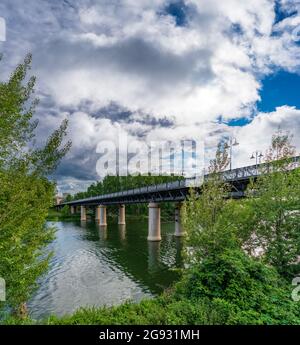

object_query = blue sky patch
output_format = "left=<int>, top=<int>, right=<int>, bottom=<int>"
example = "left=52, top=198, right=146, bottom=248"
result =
left=274, top=0, right=298, bottom=25
left=164, top=1, right=188, bottom=27
left=258, top=71, right=300, bottom=112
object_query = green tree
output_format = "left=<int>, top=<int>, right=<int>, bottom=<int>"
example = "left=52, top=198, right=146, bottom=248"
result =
left=0, top=54, right=71, bottom=317
left=64, top=194, right=73, bottom=203
left=175, top=247, right=300, bottom=324
left=60, top=205, right=70, bottom=217
left=179, top=138, right=300, bottom=324
left=182, top=140, right=235, bottom=263
left=209, top=140, right=230, bottom=173
left=243, top=130, right=300, bottom=276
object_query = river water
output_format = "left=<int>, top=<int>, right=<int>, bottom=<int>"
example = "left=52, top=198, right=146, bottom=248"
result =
left=27, top=220, right=184, bottom=320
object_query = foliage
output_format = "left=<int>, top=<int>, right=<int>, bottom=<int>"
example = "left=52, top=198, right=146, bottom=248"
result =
left=0, top=169, right=55, bottom=314
left=178, top=135, right=300, bottom=324
left=0, top=54, right=37, bottom=164
left=175, top=248, right=300, bottom=324
left=209, top=140, right=230, bottom=173
left=64, top=194, right=73, bottom=202
left=182, top=139, right=234, bottom=263
left=264, top=129, right=296, bottom=162
left=3, top=295, right=221, bottom=325
left=182, top=185, right=237, bottom=264
left=239, top=130, right=300, bottom=276
left=60, top=205, right=71, bottom=218
left=0, top=54, right=70, bottom=317
left=183, top=131, right=300, bottom=277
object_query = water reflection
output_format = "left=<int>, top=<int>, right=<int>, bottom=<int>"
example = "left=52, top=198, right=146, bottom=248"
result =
left=118, top=224, right=126, bottom=242
left=80, top=220, right=87, bottom=228
left=97, top=224, right=108, bottom=240
left=28, top=220, right=184, bottom=320
left=147, top=241, right=161, bottom=273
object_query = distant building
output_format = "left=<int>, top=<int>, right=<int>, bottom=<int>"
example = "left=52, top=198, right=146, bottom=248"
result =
left=54, top=195, right=64, bottom=205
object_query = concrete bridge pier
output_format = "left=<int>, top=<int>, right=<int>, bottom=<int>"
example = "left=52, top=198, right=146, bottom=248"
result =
left=174, top=203, right=186, bottom=237
left=98, top=205, right=107, bottom=226
left=148, top=202, right=161, bottom=241
left=70, top=205, right=75, bottom=215
left=80, top=205, right=87, bottom=222
left=95, top=205, right=100, bottom=222
left=118, top=204, right=126, bottom=225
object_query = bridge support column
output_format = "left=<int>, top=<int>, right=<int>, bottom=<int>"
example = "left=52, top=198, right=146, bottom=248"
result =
left=70, top=206, right=75, bottom=215
left=98, top=205, right=107, bottom=226
left=148, top=203, right=161, bottom=241
left=95, top=206, right=100, bottom=221
left=174, top=203, right=186, bottom=237
left=118, top=204, right=126, bottom=225
left=80, top=206, right=87, bottom=222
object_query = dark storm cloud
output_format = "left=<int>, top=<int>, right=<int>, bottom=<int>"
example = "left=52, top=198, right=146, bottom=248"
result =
left=53, top=154, right=98, bottom=181
left=32, top=36, right=214, bottom=93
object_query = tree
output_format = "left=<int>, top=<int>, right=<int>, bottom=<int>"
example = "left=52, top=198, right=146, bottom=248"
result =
left=175, top=247, right=300, bottom=324
left=265, top=128, right=296, bottom=162
left=64, top=194, right=73, bottom=203
left=243, top=130, right=300, bottom=276
left=182, top=140, right=235, bottom=264
left=179, top=137, right=300, bottom=324
left=208, top=140, right=230, bottom=174
left=0, top=54, right=71, bottom=318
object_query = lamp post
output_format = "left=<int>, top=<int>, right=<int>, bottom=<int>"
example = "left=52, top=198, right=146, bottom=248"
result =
left=181, top=140, right=185, bottom=177
left=226, top=137, right=239, bottom=170
left=250, top=151, right=264, bottom=172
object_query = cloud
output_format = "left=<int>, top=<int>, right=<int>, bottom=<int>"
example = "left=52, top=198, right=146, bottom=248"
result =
left=233, top=106, right=300, bottom=168
left=4, top=0, right=299, bottom=123
left=0, top=0, right=300, bottom=192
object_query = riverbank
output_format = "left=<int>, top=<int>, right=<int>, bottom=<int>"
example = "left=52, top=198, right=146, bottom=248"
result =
left=2, top=293, right=224, bottom=325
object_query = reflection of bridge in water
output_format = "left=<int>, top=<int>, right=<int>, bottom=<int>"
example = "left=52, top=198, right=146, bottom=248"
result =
left=80, top=220, right=184, bottom=295
left=60, top=157, right=300, bottom=242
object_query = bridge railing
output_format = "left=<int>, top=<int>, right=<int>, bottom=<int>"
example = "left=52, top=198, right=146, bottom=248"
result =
left=219, top=155, right=300, bottom=182
left=62, top=156, right=300, bottom=205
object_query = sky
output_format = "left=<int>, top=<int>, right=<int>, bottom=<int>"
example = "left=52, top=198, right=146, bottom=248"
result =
left=0, top=0, right=300, bottom=194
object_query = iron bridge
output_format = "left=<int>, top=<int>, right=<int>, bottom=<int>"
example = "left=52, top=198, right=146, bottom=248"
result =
left=60, top=156, right=300, bottom=207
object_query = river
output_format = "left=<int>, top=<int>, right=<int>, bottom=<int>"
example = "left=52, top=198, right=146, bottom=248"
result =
left=27, top=220, right=184, bottom=320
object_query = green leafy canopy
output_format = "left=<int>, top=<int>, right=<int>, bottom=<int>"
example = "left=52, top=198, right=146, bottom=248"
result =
left=0, top=54, right=71, bottom=317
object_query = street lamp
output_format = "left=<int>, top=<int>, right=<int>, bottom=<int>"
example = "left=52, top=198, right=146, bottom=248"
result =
left=226, top=137, right=239, bottom=170
left=250, top=151, right=264, bottom=171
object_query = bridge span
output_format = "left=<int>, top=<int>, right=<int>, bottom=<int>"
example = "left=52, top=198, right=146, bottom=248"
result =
left=59, top=156, right=300, bottom=241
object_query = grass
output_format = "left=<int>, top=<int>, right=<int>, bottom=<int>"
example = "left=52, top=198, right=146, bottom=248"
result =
left=3, top=293, right=229, bottom=325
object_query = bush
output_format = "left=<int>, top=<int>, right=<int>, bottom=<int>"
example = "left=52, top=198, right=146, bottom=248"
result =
left=175, top=248, right=300, bottom=324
